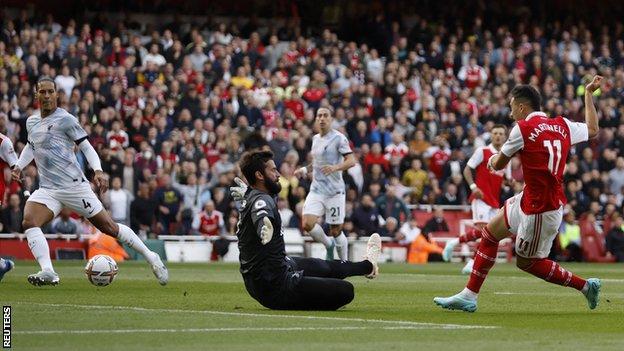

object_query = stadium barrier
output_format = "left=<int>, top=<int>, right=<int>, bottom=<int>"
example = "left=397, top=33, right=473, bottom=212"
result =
left=0, top=232, right=406, bottom=263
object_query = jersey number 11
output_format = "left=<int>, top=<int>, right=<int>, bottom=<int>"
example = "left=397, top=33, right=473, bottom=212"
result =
left=543, top=140, right=562, bottom=175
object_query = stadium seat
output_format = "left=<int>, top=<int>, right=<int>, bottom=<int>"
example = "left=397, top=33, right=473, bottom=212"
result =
left=283, top=228, right=305, bottom=256
left=580, top=220, right=616, bottom=263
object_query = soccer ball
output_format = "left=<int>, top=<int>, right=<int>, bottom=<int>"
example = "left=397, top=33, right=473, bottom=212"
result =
left=85, top=255, right=119, bottom=287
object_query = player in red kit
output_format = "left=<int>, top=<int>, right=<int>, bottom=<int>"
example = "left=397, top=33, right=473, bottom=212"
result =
left=434, top=76, right=603, bottom=312
left=0, top=133, right=18, bottom=281
left=442, top=125, right=510, bottom=274
left=0, top=133, right=18, bottom=206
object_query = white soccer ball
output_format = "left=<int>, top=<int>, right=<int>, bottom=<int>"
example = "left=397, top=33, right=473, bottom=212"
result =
left=85, top=255, right=119, bottom=287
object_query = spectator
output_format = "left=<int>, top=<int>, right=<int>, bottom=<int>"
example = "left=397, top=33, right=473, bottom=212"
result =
left=153, top=174, right=182, bottom=234
left=103, top=176, right=134, bottom=226
left=192, top=200, right=224, bottom=237
left=375, top=184, right=411, bottom=222
left=363, top=143, right=390, bottom=174
left=379, top=216, right=400, bottom=240
left=130, top=183, right=156, bottom=235
left=397, top=217, right=421, bottom=245
left=436, top=183, right=462, bottom=206
left=402, top=158, right=429, bottom=203
left=172, top=171, right=211, bottom=214
left=557, top=208, right=583, bottom=262
left=1, top=194, right=23, bottom=233
left=422, top=207, right=450, bottom=234
left=606, top=214, right=624, bottom=262
left=351, top=194, right=383, bottom=237
left=608, top=157, right=624, bottom=195
left=50, top=209, right=79, bottom=234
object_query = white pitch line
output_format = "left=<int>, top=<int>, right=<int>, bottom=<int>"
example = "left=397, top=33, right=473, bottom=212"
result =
left=387, top=274, right=624, bottom=283
left=15, top=326, right=452, bottom=335
left=495, top=291, right=624, bottom=297
left=19, top=302, right=497, bottom=330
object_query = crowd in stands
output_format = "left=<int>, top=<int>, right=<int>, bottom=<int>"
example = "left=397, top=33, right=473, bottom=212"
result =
left=1, top=3, right=624, bottom=261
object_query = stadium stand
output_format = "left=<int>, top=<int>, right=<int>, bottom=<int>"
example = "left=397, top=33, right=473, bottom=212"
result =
left=2, top=0, right=624, bottom=263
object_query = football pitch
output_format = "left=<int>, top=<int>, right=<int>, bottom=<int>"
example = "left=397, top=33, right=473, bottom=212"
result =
left=2, top=261, right=623, bottom=351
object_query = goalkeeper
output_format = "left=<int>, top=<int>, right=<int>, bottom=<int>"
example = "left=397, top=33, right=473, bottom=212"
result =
left=231, top=150, right=382, bottom=310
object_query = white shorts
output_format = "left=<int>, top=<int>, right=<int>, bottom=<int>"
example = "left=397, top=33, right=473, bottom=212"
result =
left=27, top=183, right=104, bottom=218
left=302, top=191, right=346, bottom=225
left=504, top=192, right=562, bottom=259
left=471, top=199, right=498, bottom=224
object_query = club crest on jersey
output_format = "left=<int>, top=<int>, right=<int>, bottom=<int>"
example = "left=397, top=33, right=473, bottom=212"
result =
left=254, top=199, right=267, bottom=209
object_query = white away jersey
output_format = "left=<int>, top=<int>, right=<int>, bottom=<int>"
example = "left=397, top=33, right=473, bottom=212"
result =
left=26, top=108, right=89, bottom=189
left=310, top=129, right=352, bottom=196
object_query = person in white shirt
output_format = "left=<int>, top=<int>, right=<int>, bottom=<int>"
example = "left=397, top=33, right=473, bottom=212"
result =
left=54, top=65, right=77, bottom=97
left=103, top=177, right=134, bottom=226
left=143, top=43, right=167, bottom=67
left=12, top=77, right=168, bottom=286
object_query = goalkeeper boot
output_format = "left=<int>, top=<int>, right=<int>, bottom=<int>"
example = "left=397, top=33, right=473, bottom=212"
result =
left=364, top=233, right=382, bottom=279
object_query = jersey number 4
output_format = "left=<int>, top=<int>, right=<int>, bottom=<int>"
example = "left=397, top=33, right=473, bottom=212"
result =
left=543, top=140, right=562, bottom=175
left=82, top=199, right=92, bottom=209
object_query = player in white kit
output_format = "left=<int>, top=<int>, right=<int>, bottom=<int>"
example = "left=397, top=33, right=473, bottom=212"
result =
left=11, top=77, right=168, bottom=286
left=294, top=107, right=356, bottom=260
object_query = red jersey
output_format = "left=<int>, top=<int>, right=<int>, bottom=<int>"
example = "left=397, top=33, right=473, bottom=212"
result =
left=467, top=144, right=508, bottom=208
left=458, top=65, right=487, bottom=89
left=426, top=147, right=451, bottom=179
left=384, top=142, right=409, bottom=160
left=196, top=210, right=224, bottom=236
left=0, top=134, right=18, bottom=205
left=501, top=112, right=588, bottom=214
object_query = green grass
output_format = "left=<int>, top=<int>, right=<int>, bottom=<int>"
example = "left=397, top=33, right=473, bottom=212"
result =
left=2, top=261, right=623, bottom=350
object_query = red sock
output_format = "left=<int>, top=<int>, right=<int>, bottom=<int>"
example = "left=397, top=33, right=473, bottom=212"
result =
left=459, top=228, right=482, bottom=243
left=466, top=227, right=499, bottom=293
left=520, top=258, right=586, bottom=291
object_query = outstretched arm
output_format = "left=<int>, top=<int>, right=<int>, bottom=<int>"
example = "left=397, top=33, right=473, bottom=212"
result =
left=584, top=75, right=603, bottom=139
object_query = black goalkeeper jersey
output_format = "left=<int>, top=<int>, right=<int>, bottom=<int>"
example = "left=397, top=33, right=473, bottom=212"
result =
left=236, top=188, right=288, bottom=283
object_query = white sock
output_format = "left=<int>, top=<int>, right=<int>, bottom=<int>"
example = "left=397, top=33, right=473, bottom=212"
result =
left=448, top=238, right=459, bottom=247
left=460, top=287, right=478, bottom=300
left=25, top=227, right=54, bottom=272
left=334, top=232, right=349, bottom=261
left=581, top=282, right=589, bottom=295
left=0, top=258, right=5, bottom=270
left=308, top=224, right=333, bottom=249
left=116, top=224, right=156, bottom=264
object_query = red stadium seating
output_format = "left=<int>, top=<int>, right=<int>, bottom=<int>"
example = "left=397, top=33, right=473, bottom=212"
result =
left=579, top=220, right=616, bottom=263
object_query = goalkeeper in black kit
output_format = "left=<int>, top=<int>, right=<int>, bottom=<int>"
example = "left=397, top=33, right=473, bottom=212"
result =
left=231, top=150, right=381, bottom=310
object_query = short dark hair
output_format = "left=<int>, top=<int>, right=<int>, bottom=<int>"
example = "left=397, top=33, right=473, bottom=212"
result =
left=511, top=85, right=541, bottom=111
left=316, top=106, right=334, bottom=116
left=491, top=124, right=508, bottom=132
left=239, top=150, right=274, bottom=186
left=36, top=76, right=57, bottom=91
